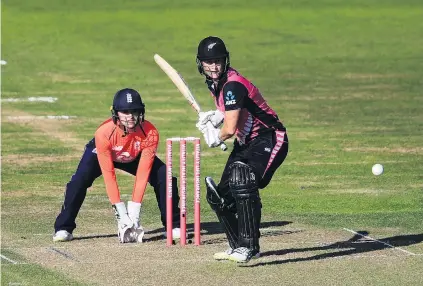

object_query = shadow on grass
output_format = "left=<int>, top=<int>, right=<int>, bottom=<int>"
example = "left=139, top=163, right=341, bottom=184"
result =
left=73, top=234, right=116, bottom=241
left=144, top=220, right=294, bottom=243
left=243, top=231, right=423, bottom=267
left=72, top=220, right=294, bottom=243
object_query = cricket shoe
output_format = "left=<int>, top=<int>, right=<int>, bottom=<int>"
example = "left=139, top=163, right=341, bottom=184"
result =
left=53, top=230, right=73, bottom=242
left=213, top=248, right=234, bottom=260
left=228, top=247, right=260, bottom=263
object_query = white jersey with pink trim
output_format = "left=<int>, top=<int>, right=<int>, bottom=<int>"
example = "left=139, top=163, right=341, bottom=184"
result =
left=208, top=68, right=285, bottom=145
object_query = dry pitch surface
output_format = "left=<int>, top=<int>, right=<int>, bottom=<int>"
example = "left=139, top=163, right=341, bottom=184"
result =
left=2, top=223, right=423, bottom=286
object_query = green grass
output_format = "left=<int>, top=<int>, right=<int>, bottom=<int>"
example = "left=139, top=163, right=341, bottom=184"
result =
left=2, top=255, right=85, bottom=286
left=1, top=0, right=422, bottom=285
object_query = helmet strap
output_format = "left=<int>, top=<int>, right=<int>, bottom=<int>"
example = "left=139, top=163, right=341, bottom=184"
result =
left=197, top=55, right=230, bottom=84
left=115, top=110, right=145, bottom=137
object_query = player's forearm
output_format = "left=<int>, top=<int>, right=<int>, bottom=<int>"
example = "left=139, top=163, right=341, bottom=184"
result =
left=102, top=170, right=121, bottom=204
left=219, top=109, right=239, bottom=141
left=132, top=152, right=155, bottom=203
left=219, top=124, right=235, bottom=141
left=97, top=152, right=121, bottom=204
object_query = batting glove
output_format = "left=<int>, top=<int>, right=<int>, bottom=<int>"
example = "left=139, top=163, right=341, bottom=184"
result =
left=202, top=125, right=223, bottom=148
left=197, top=110, right=224, bottom=131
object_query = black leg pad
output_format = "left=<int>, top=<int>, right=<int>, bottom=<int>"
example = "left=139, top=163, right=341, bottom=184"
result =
left=206, top=177, right=238, bottom=248
left=229, top=161, right=262, bottom=252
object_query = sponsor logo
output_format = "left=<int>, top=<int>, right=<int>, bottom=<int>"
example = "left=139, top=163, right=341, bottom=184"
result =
left=225, top=91, right=236, bottom=105
left=112, top=146, right=123, bottom=151
left=264, top=147, right=271, bottom=152
left=116, top=152, right=134, bottom=163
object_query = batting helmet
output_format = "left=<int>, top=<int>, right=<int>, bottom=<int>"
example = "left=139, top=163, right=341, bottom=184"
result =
left=111, top=88, right=145, bottom=124
left=196, top=36, right=230, bottom=79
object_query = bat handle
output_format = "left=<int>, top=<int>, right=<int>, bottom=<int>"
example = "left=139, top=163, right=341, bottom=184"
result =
left=220, top=143, right=228, bottom=151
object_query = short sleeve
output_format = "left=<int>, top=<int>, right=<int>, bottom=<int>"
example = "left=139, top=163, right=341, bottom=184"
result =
left=222, top=81, right=249, bottom=111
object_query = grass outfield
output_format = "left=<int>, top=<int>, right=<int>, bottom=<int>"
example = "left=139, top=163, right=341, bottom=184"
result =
left=1, top=0, right=423, bottom=285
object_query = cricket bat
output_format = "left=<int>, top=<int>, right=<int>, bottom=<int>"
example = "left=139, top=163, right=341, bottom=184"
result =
left=154, top=54, right=227, bottom=151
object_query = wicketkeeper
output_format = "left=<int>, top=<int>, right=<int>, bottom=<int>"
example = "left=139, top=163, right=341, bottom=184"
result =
left=195, top=37, right=289, bottom=262
left=53, top=88, right=181, bottom=243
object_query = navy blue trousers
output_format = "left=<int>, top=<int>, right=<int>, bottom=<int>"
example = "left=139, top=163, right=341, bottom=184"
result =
left=54, top=139, right=180, bottom=233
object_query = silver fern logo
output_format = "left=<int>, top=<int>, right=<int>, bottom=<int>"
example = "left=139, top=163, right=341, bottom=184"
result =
left=207, top=42, right=217, bottom=51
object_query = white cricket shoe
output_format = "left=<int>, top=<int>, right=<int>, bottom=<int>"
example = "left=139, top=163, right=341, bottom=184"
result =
left=228, top=247, right=260, bottom=263
left=53, top=230, right=73, bottom=242
left=213, top=248, right=234, bottom=260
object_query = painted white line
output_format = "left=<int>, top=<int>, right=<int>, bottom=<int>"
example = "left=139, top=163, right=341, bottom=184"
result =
left=343, top=228, right=417, bottom=255
left=7, top=115, right=77, bottom=120
left=2, top=97, right=57, bottom=103
left=0, top=254, right=18, bottom=264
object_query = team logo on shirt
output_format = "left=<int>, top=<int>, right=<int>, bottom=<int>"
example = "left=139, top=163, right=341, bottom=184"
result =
left=134, top=141, right=141, bottom=150
left=225, top=91, right=236, bottom=105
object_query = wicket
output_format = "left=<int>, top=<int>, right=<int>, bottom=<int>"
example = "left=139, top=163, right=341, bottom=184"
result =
left=166, top=137, right=201, bottom=246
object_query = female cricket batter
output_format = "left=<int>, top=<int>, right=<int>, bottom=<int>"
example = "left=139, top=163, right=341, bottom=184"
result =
left=196, top=37, right=289, bottom=262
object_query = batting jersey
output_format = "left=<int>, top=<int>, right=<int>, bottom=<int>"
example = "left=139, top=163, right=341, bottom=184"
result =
left=94, top=119, right=159, bottom=204
left=208, top=68, right=285, bottom=144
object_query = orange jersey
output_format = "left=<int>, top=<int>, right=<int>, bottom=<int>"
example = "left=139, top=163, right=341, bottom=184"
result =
left=94, top=119, right=159, bottom=204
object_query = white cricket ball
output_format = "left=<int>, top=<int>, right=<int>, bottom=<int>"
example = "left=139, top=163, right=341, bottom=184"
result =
left=372, top=164, right=384, bottom=176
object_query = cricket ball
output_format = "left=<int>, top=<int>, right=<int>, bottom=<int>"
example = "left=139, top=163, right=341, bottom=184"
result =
left=372, top=164, right=384, bottom=176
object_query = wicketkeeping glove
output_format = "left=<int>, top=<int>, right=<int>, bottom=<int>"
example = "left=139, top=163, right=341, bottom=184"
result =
left=113, top=202, right=135, bottom=243
left=127, top=201, right=144, bottom=243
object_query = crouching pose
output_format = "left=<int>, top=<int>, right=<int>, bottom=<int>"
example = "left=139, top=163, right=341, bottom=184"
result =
left=195, top=36, right=289, bottom=262
left=53, top=88, right=181, bottom=243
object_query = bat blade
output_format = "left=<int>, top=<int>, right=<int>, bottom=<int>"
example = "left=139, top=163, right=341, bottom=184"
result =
left=154, top=54, right=228, bottom=151
left=154, top=54, right=201, bottom=113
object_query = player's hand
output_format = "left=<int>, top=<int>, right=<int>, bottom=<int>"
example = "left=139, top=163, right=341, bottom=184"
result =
left=196, top=120, right=207, bottom=133
left=198, top=110, right=215, bottom=124
left=112, top=202, right=135, bottom=243
left=129, top=225, right=145, bottom=243
left=196, top=111, right=214, bottom=132
left=202, top=125, right=223, bottom=148
left=197, top=110, right=224, bottom=129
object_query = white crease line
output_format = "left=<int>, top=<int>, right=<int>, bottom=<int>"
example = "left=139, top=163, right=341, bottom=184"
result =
left=0, top=254, right=18, bottom=264
left=2, top=97, right=58, bottom=103
left=7, top=115, right=77, bottom=120
left=343, top=228, right=417, bottom=256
